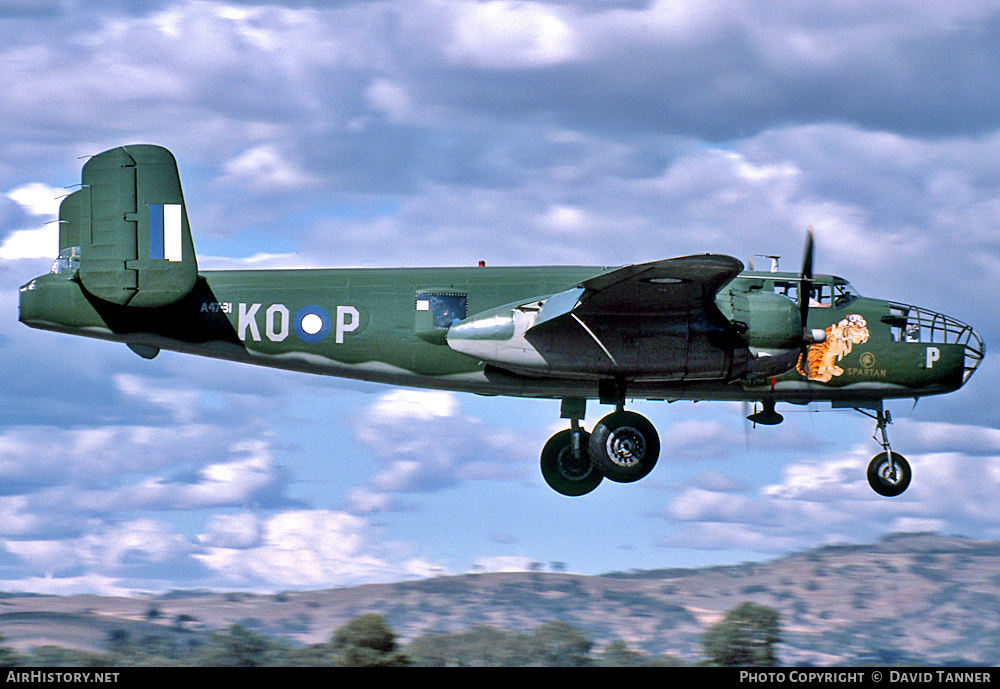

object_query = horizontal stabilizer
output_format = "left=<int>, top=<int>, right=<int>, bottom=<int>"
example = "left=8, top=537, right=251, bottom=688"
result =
left=60, top=145, right=198, bottom=308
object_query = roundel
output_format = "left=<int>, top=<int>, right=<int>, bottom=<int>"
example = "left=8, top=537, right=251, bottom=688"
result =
left=293, top=305, right=331, bottom=343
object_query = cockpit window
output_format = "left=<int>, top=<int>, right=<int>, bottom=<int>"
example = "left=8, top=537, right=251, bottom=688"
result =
left=808, top=283, right=832, bottom=307
left=833, top=280, right=860, bottom=308
left=772, top=281, right=799, bottom=302
left=771, top=279, right=859, bottom=309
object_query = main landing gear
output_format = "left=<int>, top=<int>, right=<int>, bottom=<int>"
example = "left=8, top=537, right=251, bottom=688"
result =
left=540, top=398, right=660, bottom=496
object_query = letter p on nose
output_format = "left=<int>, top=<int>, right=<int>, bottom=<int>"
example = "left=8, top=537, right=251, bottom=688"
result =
left=925, top=346, right=940, bottom=369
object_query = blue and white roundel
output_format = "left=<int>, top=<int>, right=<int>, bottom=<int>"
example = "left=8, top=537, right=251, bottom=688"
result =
left=293, top=305, right=331, bottom=343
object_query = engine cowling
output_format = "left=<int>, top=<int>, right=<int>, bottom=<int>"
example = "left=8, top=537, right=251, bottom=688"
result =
left=447, top=296, right=735, bottom=381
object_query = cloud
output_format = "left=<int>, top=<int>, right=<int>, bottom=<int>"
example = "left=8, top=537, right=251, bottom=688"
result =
left=470, top=554, right=535, bottom=573
left=349, top=389, right=531, bottom=505
left=124, top=438, right=292, bottom=510
left=0, top=183, right=60, bottom=260
left=193, top=509, right=403, bottom=588
left=221, top=144, right=319, bottom=191
left=6, top=183, right=62, bottom=216
left=443, top=0, right=579, bottom=69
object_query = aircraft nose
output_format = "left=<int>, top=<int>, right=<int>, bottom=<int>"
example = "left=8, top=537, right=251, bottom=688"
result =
left=889, top=301, right=985, bottom=386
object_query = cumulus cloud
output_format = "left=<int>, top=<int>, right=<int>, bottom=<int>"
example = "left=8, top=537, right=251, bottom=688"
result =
left=221, top=144, right=319, bottom=191
left=0, top=183, right=60, bottom=260
left=350, top=389, right=529, bottom=503
left=662, top=424, right=1000, bottom=555
left=193, top=509, right=403, bottom=588
left=443, top=0, right=579, bottom=69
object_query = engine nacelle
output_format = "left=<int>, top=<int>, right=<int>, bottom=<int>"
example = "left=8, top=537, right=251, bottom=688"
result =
left=446, top=300, right=548, bottom=372
left=448, top=296, right=736, bottom=382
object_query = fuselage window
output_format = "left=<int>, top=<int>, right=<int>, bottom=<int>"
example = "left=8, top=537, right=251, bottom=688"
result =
left=416, top=294, right=468, bottom=329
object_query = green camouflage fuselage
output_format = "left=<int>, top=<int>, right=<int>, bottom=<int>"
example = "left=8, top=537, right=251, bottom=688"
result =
left=18, top=264, right=980, bottom=405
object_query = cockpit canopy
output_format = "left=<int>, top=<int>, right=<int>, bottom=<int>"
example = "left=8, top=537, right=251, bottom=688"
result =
left=743, top=274, right=861, bottom=309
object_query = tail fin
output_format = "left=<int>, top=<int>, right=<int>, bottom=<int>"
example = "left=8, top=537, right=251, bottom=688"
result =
left=58, top=145, right=198, bottom=307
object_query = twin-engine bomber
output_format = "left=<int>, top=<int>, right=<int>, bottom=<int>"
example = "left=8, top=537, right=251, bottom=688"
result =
left=19, top=146, right=985, bottom=497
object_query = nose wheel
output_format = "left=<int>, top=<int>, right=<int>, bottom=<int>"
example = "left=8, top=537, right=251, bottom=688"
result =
left=867, top=451, right=911, bottom=497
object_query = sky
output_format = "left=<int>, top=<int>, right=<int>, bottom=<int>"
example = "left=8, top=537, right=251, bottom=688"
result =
left=1, top=0, right=999, bottom=596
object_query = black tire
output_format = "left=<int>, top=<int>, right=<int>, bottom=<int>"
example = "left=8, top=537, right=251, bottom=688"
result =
left=540, top=429, right=602, bottom=496
left=588, top=411, right=660, bottom=483
left=867, top=451, right=911, bottom=497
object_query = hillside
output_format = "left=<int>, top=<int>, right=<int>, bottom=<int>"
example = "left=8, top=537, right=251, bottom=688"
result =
left=1, top=533, right=998, bottom=665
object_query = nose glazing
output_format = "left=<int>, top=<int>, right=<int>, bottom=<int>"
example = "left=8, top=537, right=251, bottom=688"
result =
left=886, top=301, right=985, bottom=385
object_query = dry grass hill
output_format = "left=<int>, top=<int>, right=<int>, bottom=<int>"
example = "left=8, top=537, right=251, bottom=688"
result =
left=0, top=533, right=997, bottom=665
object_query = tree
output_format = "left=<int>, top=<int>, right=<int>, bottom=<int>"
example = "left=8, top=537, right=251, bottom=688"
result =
left=202, top=624, right=272, bottom=667
left=600, top=640, right=647, bottom=667
left=528, top=621, right=593, bottom=666
left=331, top=614, right=408, bottom=666
left=406, top=622, right=597, bottom=666
left=0, top=634, right=20, bottom=667
left=702, top=602, right=781, bottom=667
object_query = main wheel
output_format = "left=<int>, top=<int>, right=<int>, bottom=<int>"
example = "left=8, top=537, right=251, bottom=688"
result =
left=588, top=411, right=660, bottom=483
left=867, top=451, right=911, bottom=497
left=540, top=429, right=603, bottom=496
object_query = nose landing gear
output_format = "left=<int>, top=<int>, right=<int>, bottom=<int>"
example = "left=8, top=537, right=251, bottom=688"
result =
left=858, top=404, right=911, bottom=497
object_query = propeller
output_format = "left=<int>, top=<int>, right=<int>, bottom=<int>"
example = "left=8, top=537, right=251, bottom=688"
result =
left=800, top=227, right=826, bottom=350
left=744, top=229, right=821, bottom=435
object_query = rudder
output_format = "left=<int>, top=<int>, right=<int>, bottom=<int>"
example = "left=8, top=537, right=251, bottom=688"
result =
left=58, top=145, right=198, bottom=308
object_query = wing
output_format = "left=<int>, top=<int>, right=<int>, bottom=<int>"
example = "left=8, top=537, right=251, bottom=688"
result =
left=533, top=254, right=743, bottom=327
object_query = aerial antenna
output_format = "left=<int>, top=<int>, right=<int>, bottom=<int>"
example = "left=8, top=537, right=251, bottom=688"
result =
left=603, top=237, right=625, bottom=264
left=753, top=254, right=781, bottom=272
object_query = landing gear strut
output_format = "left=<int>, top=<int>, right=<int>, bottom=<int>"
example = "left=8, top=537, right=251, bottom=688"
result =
left=858, top=404, right=911, bottom=497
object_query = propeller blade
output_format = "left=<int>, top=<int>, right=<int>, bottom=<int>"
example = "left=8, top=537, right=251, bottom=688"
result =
left=799, top=227, right=814, bottom=331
